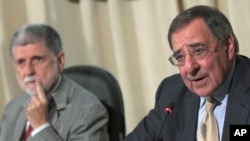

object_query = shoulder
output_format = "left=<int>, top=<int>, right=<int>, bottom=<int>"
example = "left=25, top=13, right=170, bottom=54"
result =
left=64, top=76, right=100, bottom=100
left=157, top=74, right=185, bottom=95
left=5, top=94, right=28, bottom=107
left=58, top=75, right=106, bottom=111
left=2, top=94, right=29, bottom=115
left=155, top=74, right=192, bottom=107
left=235, top=55, right=250, bottom=70
left=57, top=76, right=108, bottom=123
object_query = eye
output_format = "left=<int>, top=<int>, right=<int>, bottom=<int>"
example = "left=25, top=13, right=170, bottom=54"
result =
left=15, top=59, right=25, bottom=65
left=193, top=47, right=205, bottom=55
left=14, top=59, right=25, bottom=68
left=175, top=54, right=185, bottom=62
left=33, top=56, right=42, bottom=62
left=32, top=56, right=44, bottom=65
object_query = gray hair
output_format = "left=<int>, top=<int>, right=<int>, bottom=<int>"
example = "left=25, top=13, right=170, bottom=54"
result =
left=168, top=5, right=239, bottom=53
left=10, top=24, right=63, bottom=56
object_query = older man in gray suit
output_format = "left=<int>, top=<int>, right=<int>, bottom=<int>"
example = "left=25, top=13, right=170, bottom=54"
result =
left=0, top=24, right=109, bottom=141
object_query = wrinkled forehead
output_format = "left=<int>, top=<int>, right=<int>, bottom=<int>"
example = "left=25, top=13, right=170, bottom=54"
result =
left=171, top=19, right=216, bottom=51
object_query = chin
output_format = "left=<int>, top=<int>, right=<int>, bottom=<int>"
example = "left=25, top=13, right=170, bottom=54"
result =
left=197, top=93, right=211, bottom=97
left=195, top=89, right=213, bottom=97
left=24, top=88, right=37, bottom=96
left=190, top=89, right=209, bottom=97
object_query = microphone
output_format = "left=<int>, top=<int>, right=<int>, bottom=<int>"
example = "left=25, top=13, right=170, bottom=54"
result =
left=155, top=103, right=174, bottom=141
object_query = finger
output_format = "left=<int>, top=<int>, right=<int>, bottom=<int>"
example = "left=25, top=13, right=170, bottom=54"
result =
left=36, top=79, right=47, bottom=102
left=30, top=94, right=40, bottom=104
left=26, top=100, right=36, bottom=116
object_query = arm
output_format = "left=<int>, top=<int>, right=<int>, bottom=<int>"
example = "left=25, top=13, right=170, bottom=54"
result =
left=29, top=101, right=109, bottom=141
left=125, top=79, right=167, bottom=141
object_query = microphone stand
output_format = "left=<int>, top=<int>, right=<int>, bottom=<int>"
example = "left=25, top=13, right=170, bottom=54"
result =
left=154, top=103, right=174, bottom=141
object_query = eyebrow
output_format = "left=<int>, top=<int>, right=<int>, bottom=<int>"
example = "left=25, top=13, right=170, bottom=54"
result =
left=172, top=43, right=207, bottom=56
left=187, top=42, right=207, bottom=48
left=173, top=50, right=181, bottom=56
left=173, top=42, right=206, bottom=55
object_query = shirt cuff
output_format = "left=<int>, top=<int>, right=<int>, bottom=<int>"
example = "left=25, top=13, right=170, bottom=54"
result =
left=31, top=123, right=50, bottom=136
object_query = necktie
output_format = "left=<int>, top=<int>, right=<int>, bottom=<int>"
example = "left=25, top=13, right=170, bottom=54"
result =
left=198, top=96, right=219, bottom=141
left=23, top=124, right=33, bottom=141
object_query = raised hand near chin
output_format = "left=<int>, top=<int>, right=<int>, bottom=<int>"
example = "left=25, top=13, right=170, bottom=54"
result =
left=26, top=79, right=48, bottom=129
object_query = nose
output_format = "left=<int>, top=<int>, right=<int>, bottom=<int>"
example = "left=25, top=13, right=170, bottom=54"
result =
left=24, top=62, right=35, bottom=76
left=183, top=55, right=199, bottom=75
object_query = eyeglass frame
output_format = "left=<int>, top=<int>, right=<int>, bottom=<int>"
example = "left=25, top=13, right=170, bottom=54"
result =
left=168, top=44, right=210, bottom=66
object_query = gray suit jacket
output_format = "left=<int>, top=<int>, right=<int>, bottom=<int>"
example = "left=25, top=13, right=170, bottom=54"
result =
left=0, top=75, right=110, bottom=141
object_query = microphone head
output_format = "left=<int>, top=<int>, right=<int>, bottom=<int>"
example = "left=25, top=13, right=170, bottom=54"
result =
left=164, top=103, right=174, bottom=114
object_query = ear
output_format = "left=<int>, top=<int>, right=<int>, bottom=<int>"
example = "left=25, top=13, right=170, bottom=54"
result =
left=57, top=52, right=65, bottom=72
left=224, top=35, right=235, bottom=60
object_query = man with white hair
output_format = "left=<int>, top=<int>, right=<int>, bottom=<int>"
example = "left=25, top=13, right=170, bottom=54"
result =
left=0, top=24, right=110, bottom=141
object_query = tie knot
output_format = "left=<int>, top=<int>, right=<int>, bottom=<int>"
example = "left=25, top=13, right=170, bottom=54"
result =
left=205, top=96, right=217, bottom=111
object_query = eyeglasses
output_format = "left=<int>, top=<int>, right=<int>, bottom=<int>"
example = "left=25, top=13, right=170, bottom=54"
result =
left=168, top=45, right=210, bottom=66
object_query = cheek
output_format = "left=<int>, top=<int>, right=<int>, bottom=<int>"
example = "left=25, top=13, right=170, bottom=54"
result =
left=201, top=57, right=226, bottom=84
left=179, top=68, right=186, bottom=78
left=178, top=68, right=191, bottom=86
left=15, top=70, right=24, bottom=83
left=38, top=65, right=58, bottom=84
left=38, top=69, right=52, bottom=81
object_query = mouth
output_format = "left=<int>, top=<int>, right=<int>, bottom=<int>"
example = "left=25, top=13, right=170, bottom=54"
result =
left=24, top=76, right=37, bottom=88
left=25, top=80, right=36, bottom=87
left=24, top=77, right=37, bottom=83
left=191, top=76, right=206, bottom=87
left=193, top=77, right=204, bottom=81
left=24, top=76, right=40, bottom=86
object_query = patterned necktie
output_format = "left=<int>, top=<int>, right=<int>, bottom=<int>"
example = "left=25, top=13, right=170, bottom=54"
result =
left=198, top=96, right=219, bottom=141
left=23, top=124, right=33, bottom=141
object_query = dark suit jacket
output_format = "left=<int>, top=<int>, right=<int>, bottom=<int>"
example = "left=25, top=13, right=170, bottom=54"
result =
left=0, top=75, right=110, bottom=141
left=125, top=55, right=250, bottom=141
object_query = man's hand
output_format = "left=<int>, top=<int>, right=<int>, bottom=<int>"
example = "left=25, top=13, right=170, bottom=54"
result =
left=26, top=79, right=48, bottom=129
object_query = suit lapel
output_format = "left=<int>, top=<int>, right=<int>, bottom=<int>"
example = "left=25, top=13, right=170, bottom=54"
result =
left=228, top=90, right=250, bottom=124
left=222, top=56, right=250, bottom=141
left=48, top=98, right=59, bottom=126
left=14, top=110, right=26, bottom=141
left=181, top=91, right=200, bottom=141
left=49, top=75, right=69, bottom=127
left=222, top=86, right=250, bottom=141
left=222, top=87, right=250, bottom=141
left=14, top=97, right=30, bottom=141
